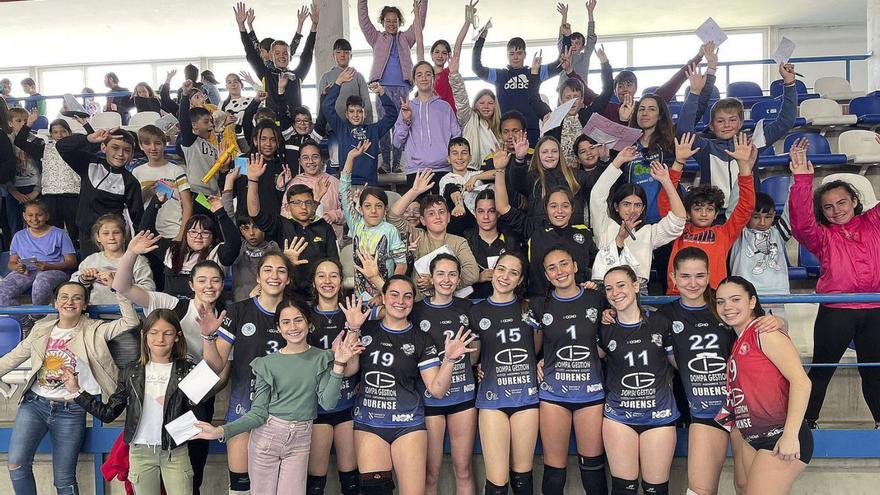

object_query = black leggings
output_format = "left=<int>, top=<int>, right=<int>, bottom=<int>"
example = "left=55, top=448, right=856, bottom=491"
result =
left=188, top=397, right=215, bottom=495
left=806, top=305, right=880, bottom=423
left=42, top=194, right=80, bottom=248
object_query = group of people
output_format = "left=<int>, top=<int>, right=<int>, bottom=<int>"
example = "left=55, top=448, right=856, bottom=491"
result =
left=1, top=1, right=880, bottom=495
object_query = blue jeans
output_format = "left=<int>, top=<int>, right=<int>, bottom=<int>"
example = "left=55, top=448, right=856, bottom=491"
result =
left=7, top=391, right=86, bottom=495
left=376, top=85, right=410, bottom=169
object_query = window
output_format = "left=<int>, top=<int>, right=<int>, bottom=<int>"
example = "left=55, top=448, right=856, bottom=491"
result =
left=86, top=64, right=153, bottom=95
left=41, top=68, right=85, bottom=117
left=0, top=70, right=32, bottom=100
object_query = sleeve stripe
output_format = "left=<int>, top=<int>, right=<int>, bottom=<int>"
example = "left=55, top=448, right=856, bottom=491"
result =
left=418, top=357, right=441, bottom=370
left=218, top=327, right=236, bottom=344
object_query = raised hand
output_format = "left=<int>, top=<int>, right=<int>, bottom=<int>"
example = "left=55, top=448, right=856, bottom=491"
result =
left=595, top=44, right=608, bottom=64
left=333, top=330, right=366, bottom=363
left=367, top=82, right=384, bottom=95
left=412, top=168, right=436, bottom=195
left=128, top=230, right=161, bottom=256
left=492, top=148, right=511, bottom=170
left=309, top=1, right=319, bottom=25
left=674, top=133, right=700, bottom=164
left=618, top=94, right=635, bottom=122
left=400, top=98, right=413, bottom=123
left=335, top=67, right=355, bottom=85
left=181, top=79, right=194, bottom=96
left=349, top=139, right=371, bottom=159
left=206, top=194, right=223, bottom=212
left=648, top=160, right=672, bottom=184
left=165, top=69, right=178, bottom=85
left=702, top=41, right=718, bottom=68
left=724, top=133, right=757, bottom=175
left=277, top=73, right=289, bottom=93
left=339, top=293, right=370, bottom=329
left=313, top=175, right=330, bottom=201
left=531, top=49, right=543, bottom=75
left=779, top=63, right=796, bottom=85
left=239, top=71, right=260, bottom=90
left=557, top=3, right=568, bottom=22
left=789, top=139, right=814, bottom=176
left=296, top=5, right=309, bottom=31
left=513, top=132, right=530, bottom=160
left=559, top=46, right=573, bottom=74
left=246, top=8, right=255, bottom=28
left=234, top=2, right=248, bottom=28
left=283, top=237, right=310, bottom=266
left=586, top=0, right=597, bottom=14
left=686, top=63, right=706, bottom=95
left=448, top=50, right=460, bottom=75
left=611, top=145, right=639, bottom=168
left=86, top=128, right=113, bottom=144
left=26, top=108, right=39, bottom=127
left=246, top=153, right=266, bottom=180
left=197, top=303, right=226, bottom=336
left=443, top=327, right=478, bottom=362
left=355, top=246, right=381, bottom=280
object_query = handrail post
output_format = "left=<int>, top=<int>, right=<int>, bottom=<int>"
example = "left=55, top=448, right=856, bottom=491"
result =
left=846, top=60, right=851, bottom=81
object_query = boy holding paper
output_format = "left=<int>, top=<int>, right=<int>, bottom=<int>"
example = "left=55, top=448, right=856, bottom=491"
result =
left=388, top=169, right=480, bottom=300
left=133, top=125, right=193, bottom=240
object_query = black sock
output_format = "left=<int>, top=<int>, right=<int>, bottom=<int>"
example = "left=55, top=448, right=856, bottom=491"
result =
left=641, top=481, right=669, bottom=495
left=485, top=480, right=510, bottom=495
left=511, top=470, right=534, bottom=495
left=541, top=465, right=567, bottom=495
left=306, top=474, right=327, bottom=494
left=578, top=454, right=608, bottom=495
left=229, top=471, right=250, bottom=492
left=338, top=469, right=359, bottom=495
left=611, top=476, right=637, bottom=495
left=359, top=471, right=394, bottom=495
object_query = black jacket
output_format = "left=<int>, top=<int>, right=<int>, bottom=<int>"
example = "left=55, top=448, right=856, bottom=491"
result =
left=75, top=359, right=196, bottom=450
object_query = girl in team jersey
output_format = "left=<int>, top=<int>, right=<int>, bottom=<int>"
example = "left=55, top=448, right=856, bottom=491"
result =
left=306, top=258, right=360, bottom=495
left=341, top=275, right=476, bottom=495
left=197, top=250, right=298, bottom=495
left=715, top=277, right=812, bottom=495
left=470, top=251, right=540, bottom=495
left=532, top=247, right=608, bottom=495
left=599, top=265, right=677, bottom=495
left=411, top=253, right=478, bottom=495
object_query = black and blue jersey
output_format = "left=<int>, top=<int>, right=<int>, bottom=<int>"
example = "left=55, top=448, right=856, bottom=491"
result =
left=309, top=307, right=359, bottom=414
left=531, top=288, right=606, bottom=404
left=658, top=300, right=735, bottom=420
left=471, top=298, right=539, bottom=409
left=411, top=297, right=477, bottom=407
left=599, top=312, right=680, bottom=425
left=353, top=321, right=440, bottom=428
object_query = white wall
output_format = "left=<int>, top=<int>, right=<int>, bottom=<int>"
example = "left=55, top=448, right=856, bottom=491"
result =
left=769, top=24, right=870, bottom=91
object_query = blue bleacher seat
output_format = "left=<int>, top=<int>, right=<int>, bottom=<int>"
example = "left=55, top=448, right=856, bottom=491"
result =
left=783, top=132, right=848, bottom=166
left=750, top=98, right=782, bottom=121
left=685, top=85, right=720, bottom=100
left=0, top=318, right=22, bottom=356
left=848, top=96, right=880, bottom=125
left=728, top=81, right=764, bottom=99
left=769, top=79, right=818, bottom=103
left=642, top=86, right=660, bottom=97
left=799, top=244, right=821, bottom=277
left=32, top=116, right=49, bottom=131
left=760, top=176, right=792, bottom=214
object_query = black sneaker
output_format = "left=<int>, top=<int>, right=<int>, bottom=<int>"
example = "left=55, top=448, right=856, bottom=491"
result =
left=806, top=419, right=820, bottom=430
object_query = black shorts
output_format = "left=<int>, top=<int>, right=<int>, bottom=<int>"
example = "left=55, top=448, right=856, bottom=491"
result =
left=492, top=403, right=540, bottom=418
left=540, top=398, right=604, bottom=413
left=314, top=408, right=354, bottom=427
left=353, top=422, right=426, bottom=444
left=606, top=417, right=676, bottom=435
left=690, top=415, right=728, bottom=433
left=425, top=399, right=476, bottom=417
left=745, top=422, right=814, bottom=464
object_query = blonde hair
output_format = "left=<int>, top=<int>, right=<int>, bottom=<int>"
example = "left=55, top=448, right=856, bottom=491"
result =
left=91, top=214, right=130, bottom=251
left=473, top=89, right=501, bottom=139
left=529, top=136, right=581, bottom=198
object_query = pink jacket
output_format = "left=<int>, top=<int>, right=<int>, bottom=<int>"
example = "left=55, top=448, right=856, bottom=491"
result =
left=789, top=174, right=880, bottom=308
left=358, top=0, right=427, bottom=83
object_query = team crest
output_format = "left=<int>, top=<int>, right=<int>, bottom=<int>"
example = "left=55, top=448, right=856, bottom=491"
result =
left=419, top=320, right=431, bottom=332
left=479, top=318, right=491, bottom=330
left=672, top=321, right=684, bottom=334
left=586, top=307, right=598, bottom=323
left=360, top=335, right=373, bottom=347
left=739, top=343, right=750, bottom=355
left=651, top=333, right=663, bottom=347
left=542, top=313, right=554, bottom=326
left=607, top=340, right=617, bottom=351
left=459, top=315, right=470, bottom=327
left=401, top=343, right=415, bottom=356
left=572, top=233, right=585, bottom=244
left=241, top=323, right=256, bottom=337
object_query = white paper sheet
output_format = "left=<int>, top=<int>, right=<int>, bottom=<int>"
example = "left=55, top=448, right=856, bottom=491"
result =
left=164, top=411, right=202, bottom=445
left=751, top=119, right=767, bottom=149
left=695, top=17, right=728, bottom=46
left=772, top=37, right=796, bottom=65
left=178, top=361, right=220, bottom=404
left=486, top=256, right=499, bottom=269
left=539, top=98, right=578, bottom=136
left=413, top=245, right=454, bottom=276
left=454, top=286, right=474, bottom=298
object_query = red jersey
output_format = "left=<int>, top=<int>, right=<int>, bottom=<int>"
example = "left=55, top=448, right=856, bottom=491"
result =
left=716, top=320, right=790, bottom=441
left=434, top=68, right=457, bottom=115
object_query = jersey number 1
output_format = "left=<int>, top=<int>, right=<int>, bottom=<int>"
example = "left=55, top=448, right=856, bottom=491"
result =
left=624, top=350, right=648, bottom=367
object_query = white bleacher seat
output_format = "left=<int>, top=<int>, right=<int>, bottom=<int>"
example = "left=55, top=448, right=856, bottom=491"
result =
left=821, top=173, right=879, bottom=209
left=36, top=129, right=51, bottom=140
left=91, top=111, right=123, bottom=130
left=813, top=77, right=863, bottom=101
left=60, top=115, right=87, bottom=134
left=386, top=190, right=403, bottom=208
left=124, top=111, right=160, bottom=131
left=340, top=244, right=355, bottom=290
left=799, top=98, right=857, bottom=127
left=378, top=173, right=406, bottom=187
left=837, top=129, right=880, bottom=174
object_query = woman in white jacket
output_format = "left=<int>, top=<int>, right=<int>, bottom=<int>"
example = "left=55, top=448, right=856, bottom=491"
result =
left=590, top=146, right=686, bottom=292
left=448, top=49, right=501, bottom=170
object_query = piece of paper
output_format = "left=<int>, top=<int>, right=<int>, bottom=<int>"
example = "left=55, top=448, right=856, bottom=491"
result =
left=155, top=114, right=179, bottom=133
left=164, top=411, right=202, bottom=445
left=772, top=37, right=796, bottom=65
left=486, top=256, right=499, bottom=269
left=454, top=286, right=474, bottom=298
left=413, top=245, right=453, bottom=276
left=540, top=98, right=578, bottom=136
left=178, top=360, right=220, bottom=404
left=235, top=156, right=248, bottom=175
left=155, top=180, right=177, bottom=201
left=581, top=114, right=643, bottom=151
left=695, top=17, right=728, bottom=46
left=751, top=119, right=767, bottom=149
left=195, top=193, right=212, bottom=211
left=472, top=18, right=492, bottom=41
left=20, top=257, right=38, bottom=271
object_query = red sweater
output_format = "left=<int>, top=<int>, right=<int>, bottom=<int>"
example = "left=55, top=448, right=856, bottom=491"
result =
left=435, top=68, right=457, bottom=115
left=659, top=168, right=755, bottom=293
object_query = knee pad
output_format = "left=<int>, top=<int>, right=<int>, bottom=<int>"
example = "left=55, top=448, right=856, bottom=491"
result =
left=578, top=455, right=608, bottom=495
left=641, top=480, right=669, bottom=495
left=229, top=471, right=250, bottom=492
left=540, top=465, right=567, bottom=495
left=510, top=470, right=534, bottom=495
left=610, top=476, right=638, bottom=495
left=484, top=480, right=510, bottom=495
left=338, top=469, right=359, bottom=495
left=359, top=471, right=394, bottom=495
left=306, top=474, right=327, bottom=495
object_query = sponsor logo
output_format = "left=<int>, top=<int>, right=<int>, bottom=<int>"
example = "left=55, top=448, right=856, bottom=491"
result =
left=360, top=335, right=373, bottom=347
left=542, top=313, right=554, bottom=326
left=586, top=307, right=598, bottom=323
left=651, top=333, right=663, bottom=347
left=607, top=340, right=617, bottom=352
left=556, top=345, right=592, bottom=362
left=485, top=390, right=498, bottom=401
left=479, top=318, right=491, bottom=330
left=459, top=315, right=470, bottom=327
left=739, top=343, right=750, bottom=355
left=729, top=359, right=738, bottom=380
left=495, top=348, right=529, bottom=365
left=241, top=323, right=256, bottom=337
left=672, top=321, right=684, bottom=334
left=503, top=74, right=529, bottom=90
left=730, top=387, right=746, bottom=407
left=687, top=354, right=727, bottom=375
left=652, top=409, right=672, bottom=419
left=364, top=371, right=396, bottom=389
left=401, top=343, right=415, bottom=356
left=353, top=406, right=360, bottom=417
left=621, top=372, right=656, bottom=390
left=586, top=383, right=603, bottom=393
left=420, top=320, right=431, bottom=332
left=392, top=413, right=414, bottom=422
left=540, top=382, right=552, bottom=391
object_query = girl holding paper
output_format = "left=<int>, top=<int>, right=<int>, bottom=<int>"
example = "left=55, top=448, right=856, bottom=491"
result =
left=62, top=309, right=207, bottom=495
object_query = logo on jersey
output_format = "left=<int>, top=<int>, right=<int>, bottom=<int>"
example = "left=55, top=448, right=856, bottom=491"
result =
left=586, top=307, right=598, bottom=323
left=651, top=333, right=663, bottom=347
left=607, top=339, right=617, bottom=352
left=503, top=74, right=529, bottom=90
left=687, top=354, right=727, bottom=375
left=419, top=320, right=431, bottom=332
left=392, top=413, right=415, bottom=422
left=479, top=318, right=491, bottom=330
left=485, top=390, right=498, bottom=401
left=360, top=335, right=373, bottom=347
left=672, top=321, right=684, bottom=334
left=364, top=371, right=396, bottom=389
left=621, top=372, right=656, bottom=390
left=739, top=343, right=750, bottom=355
left=353, top=406, right=360, bottom=417
left=652, top=409, right=672, bottom=419
left=401, top=343, right=415, bottom=356
left=542, top=313, right=554, bottom=326
left=241, top=323, right=256, bottom=337
left=572, top=233, right=585, bottom=244
left=730, top=387, right=745, bottom=407
left=495, top=348, right=529, bottom=365
left=540, top=382, right=552, bottom=392
left=556, top=345, right=592, bottom=362
left=459, top=315, right=470, bottom=327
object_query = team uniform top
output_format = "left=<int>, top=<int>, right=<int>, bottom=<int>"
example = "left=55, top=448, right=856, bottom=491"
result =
left=217, top=297, right=283, bottom=422
left=471, top=298, right=539, bottom=409
left=599, top=312, right=680, bottom=425
left=411, top=297, right=477, bottom=407
left=353, top=321, right=440, bottom=428
left=309, top=307, right=359, bottom=414
left=659, top=300, right=735, bottom=419
left=530, top=288, right=606, bottom=404
left=716, top=319, right=790, bottom=442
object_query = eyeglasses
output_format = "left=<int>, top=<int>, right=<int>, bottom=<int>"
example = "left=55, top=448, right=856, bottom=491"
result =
left=294, top=118, right=312, bottom=125
left=289, top=200, right=318, bottom=208
left=187, top=230, right=213, bottom=238
left=57, top=294, right=85, bottom=303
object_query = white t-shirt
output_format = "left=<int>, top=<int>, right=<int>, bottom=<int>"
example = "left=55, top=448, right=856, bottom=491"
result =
left=146, top=292, right=204, bottom=361
left=132, top=162, right=191, bottom=238
left=131, top=361, right=173, bottom=446
left=31, top=326, right=100, bottom=400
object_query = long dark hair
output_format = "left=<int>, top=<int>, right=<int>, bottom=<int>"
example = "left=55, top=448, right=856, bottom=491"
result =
left=672, top=247, right=714, bottom=308
left=0, top=97, right=10, bottom=134
left=813, top=180, right=864, bottom=225
left=629, top=94, right=675, bottom=154
left=251, top=120, right=284, bottom=162
left=608, top=183, right=648, bottom=228
left=170, top=215, right=222, bottom=274
left=139, top=309, right=188, bottom=366
left=494, top=251, right=529, bottom=312
left=714, top=276, right=766, bottom=321
left=274, top=296, right=315, bottom=332
left=256, top=251, right=296, bottom=297
left=311, top=258, right=346, bottom=304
